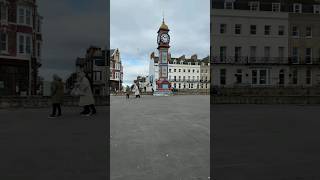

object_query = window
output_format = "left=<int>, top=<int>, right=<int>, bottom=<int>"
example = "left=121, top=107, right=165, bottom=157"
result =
left=292, top=69, right=298, bottom=84
left=169, top=68, right=171, bottom=73
left=188, top=69, right=190, bottom=73
left=0, top=32, right=8, bottom=53
left=178, top=83, right=181, bottom=89
left=174, top=76, right=176, bottom=81
left=279, top=69, right=285, bottom=85
left=264, top=46, right=270, bottom=60
left=37, top=42, right=41, bottom=57
left=26, top=36, right=31, bottom=54
left=306, top=26, right=312, bottom=37
left=174, top=69, right=176, bottom=72
left=236, top=69, right=242, bottom=84
left=169, top=75, right=171, bottom=80
left=278, top=25, right=285, bottom=35
left=18, top=6, right=33, bottom=26
left=314, top=5, right=320, bottom=14
left=264, top=25, right=271, bottom=35
left=0, top=3, right=8, bottom=21
left=18, top=8, right=24, bottom=24
left=259, top=70, right=267, bottom=84
left=250, top=25, right=257, bottom=35
left=305, top=48, right=312, bottom=64
left=220, top=24, right=227, bottom=34
left=292, top=26, right=299, bottom=37
left=249, top=1, right=260, bottom=11
left=224, top=1, right=234, bottom=9
left=250, top=46, right=256, bottom=61
left=183, top=69, right=185, bottom=72
left=220, top=46, right=227, bottom=61
left=235, top=47, right=242, bottom=61
left=179, top=69, right=181, bottom=72
left=192, top=69, right=195, bottom=73
left=19, top=35, right=24, bottom=54
left=252, top=70, right=257, bottom=84
left=26, top=9, right=31, bottom=25
left=235, top=24, right=241, bottom=34
left=306, top=69, right=311, bottom=85
left=278, top=47, right=285, bottom=60
left=178, top=76, right=181, bottom=81
left=272, top=3, right=281, bottom=12
left=252, top=69, right=268, bottom=85
left=293, top=3, right=302, bottom=13
left=292, top=47, right=299, bottom=63
left=220, top=69, right=226, bottom=85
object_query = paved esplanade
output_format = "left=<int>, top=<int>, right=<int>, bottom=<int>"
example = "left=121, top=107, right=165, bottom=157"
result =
left=0, top=106, right=108, bottom=180
left=213, top=105, right=320, bottom=180
left=110, top=95, right=210, bottom=180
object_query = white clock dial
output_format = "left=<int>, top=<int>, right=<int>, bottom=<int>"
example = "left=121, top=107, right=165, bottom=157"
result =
left=160, top=33, right=170, bottom=44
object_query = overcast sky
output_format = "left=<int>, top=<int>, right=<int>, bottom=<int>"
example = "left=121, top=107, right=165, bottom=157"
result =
left=38, top=0, right=209, bottom=84
left=38, top=0, right=107, bottom=81
left=111, top=0, right=210, bottom=86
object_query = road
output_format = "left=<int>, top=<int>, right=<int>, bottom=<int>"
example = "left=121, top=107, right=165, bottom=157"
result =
left=110, top=95, right=210, bottom=180
left=0, top=106, right=108, bottom=180
left=213, top=104, right=320, bottom=180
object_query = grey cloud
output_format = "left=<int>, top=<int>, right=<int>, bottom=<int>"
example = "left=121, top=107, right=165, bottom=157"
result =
left=38, top=0, right=107, bottom=81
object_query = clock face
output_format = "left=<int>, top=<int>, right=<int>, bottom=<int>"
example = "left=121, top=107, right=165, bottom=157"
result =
left=160, top=33, right=170, bottom=44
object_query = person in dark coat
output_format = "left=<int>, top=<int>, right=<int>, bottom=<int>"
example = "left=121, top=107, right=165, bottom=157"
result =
left=48, top=74, right=64, bottom=118
left=125, top=85, right=130, bottom=99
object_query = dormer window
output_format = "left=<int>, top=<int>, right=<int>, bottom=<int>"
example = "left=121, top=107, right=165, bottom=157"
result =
left=173, top=60, right=177, bottom=64
left=188, top=62, right=191, bottom=65
left=180, top=61, right=183, bottom=64
left=249, top=1, right=260, bottom=11
left=272, top=3, right=281, bottom=12
left=224, top=1, right=234, bottom=9
left=314, top=5, right=320, bottom=14
left=195, top=62, right=198, bottom=65
left=293, top=3, right=302, bottom=13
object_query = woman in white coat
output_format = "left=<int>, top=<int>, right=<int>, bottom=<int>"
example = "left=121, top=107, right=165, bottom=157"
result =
left=133, top=83, right=140, bottom=98
left=78, top=72, right=96, bottom=116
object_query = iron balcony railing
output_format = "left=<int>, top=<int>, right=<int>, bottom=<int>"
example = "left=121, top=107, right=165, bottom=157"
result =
left=211, top=56, right=320, bottom=65
left=169, top=79, right=201, bottom=83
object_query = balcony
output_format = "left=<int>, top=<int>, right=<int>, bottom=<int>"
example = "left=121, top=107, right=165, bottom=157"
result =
left=170, top=79, right=201, bottom=83
left=211, top=56, right=320, bottom=65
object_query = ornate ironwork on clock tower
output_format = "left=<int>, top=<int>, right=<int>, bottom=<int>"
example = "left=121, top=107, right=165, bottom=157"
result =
left=155, top=18, right=172, bottom=95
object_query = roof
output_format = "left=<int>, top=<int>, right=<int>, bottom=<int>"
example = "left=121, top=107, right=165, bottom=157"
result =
left=159, top=19, right=169, bottom=31
left=152, top=55, right=210, bottom=65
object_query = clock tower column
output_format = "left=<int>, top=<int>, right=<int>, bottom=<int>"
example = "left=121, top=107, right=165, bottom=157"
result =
left=155, top=18, right=172, bottom=96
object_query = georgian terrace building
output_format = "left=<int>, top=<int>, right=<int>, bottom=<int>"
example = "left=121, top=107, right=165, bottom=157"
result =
left=211, top=0, right=320, bottom=87
left=0, top=0, right=43, bottom=96
left=149, top=52, right=210, bottom=90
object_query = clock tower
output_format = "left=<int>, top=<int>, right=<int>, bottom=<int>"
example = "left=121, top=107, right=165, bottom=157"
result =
left=155, top=18, right=172, bottom=96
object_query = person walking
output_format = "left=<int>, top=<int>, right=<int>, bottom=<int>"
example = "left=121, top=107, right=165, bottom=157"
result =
left=48, top=74, right=64, bottom=118
left=125, top=85, right=130, bottom=99
left=78, top=72, right=96, bottom=116
left=133, top=83, right=140, bottom=98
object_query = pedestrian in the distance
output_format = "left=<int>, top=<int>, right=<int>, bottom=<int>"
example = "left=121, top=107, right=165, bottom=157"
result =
left=126, top=85, right=130, bottom=99
left=133, top=83, right=140, bottom=98
left=48, top=74, right=64, bottom=118
left=78, top=72, right=96, bottom=116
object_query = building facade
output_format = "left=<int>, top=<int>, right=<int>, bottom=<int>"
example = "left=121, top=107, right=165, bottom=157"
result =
left=110, top=48, right=123, bottom=92
left=0, top=0, right=42, bottom=96
left=211, top=0, right=320, bottom=87
left=149, top=20, right=210, bottom=91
